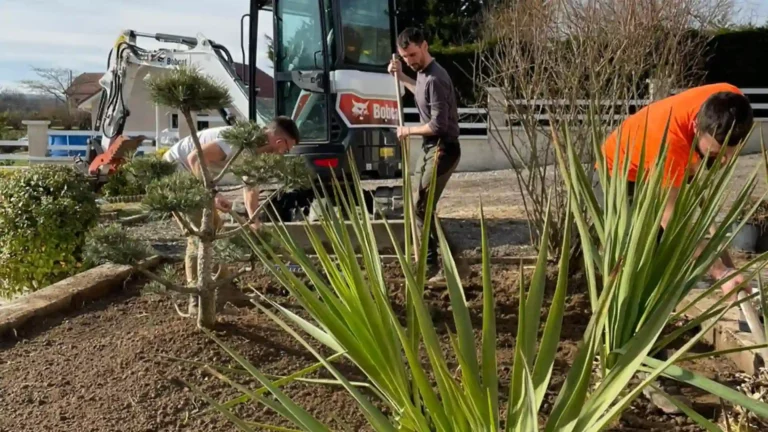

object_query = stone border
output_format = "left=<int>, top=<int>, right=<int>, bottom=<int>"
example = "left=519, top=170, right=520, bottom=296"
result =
left=0, top=256, right=162, bottom=338
left=677, top=285, right=766, bottom=374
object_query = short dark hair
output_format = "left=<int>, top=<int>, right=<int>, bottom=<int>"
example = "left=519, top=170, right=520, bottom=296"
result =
left=269, top=116, right=300, bottom=143
left=697, top=91, right=753, bottom=146
left=397, top=27, right=426, bottom=50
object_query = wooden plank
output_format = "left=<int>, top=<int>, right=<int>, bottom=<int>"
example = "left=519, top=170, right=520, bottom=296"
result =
left=677, top=285, right=766, bottom=374
left=0, top=256, right=162, bottom=338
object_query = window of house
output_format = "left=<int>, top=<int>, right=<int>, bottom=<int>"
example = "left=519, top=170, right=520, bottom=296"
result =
left=197, top=121, right=210, bottom=131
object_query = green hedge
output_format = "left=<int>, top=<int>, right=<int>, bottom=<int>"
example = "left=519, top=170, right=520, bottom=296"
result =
left=700, top=27, right=768, bottom=87
left=0, top=165, right=99, bottom=298
left=416, top=27, right=768, bottom=106
left=100, top=154, right=177, bottom=197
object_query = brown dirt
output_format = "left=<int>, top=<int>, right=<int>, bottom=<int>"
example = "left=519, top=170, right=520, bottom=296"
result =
left=0, top=261, right=745, bottom=432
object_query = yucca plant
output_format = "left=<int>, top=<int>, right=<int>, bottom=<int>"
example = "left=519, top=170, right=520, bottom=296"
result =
left=183, top=112, right=768, bottom=429
left=548, top=112, right=768, bottom=429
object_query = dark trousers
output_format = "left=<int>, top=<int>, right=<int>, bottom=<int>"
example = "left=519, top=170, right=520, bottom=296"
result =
left=415, top=141, right=461, bottom=265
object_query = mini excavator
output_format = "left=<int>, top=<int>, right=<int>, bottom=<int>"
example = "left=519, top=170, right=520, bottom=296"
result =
left=78, top=0, right=405, bottom=219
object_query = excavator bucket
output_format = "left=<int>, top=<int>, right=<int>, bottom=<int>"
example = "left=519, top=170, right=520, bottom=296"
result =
left=87, top=135, right=146, bottom=176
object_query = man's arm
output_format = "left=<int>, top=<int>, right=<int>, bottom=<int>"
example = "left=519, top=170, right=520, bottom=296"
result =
left=398, top=72, right=416, bottom=94
left=388, top=59, right=416, bottom=94
left=662, top=186, right=745, bottom=293
left=403, top=79, right=452, bottom=137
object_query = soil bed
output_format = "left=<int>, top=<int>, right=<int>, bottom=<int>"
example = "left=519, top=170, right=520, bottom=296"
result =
left=0, top=261, right=746, bottom=432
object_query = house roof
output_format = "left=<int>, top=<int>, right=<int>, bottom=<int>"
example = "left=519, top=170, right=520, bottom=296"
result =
left=65, top=73, right=103, bottom=106
left=233, top=62, right=274, bottom=98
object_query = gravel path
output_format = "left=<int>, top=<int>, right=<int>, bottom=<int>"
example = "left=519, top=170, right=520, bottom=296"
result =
left=122, top=154, right=768, bottom=261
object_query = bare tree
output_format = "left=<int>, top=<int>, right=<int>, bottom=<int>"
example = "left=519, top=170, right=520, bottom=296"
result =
left=19, top=67, right=75, bottom=106
left=475, top=0, right=734, bottom=259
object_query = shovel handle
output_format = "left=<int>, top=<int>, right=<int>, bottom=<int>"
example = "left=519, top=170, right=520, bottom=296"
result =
left=392, top=53, right=421, bottom=257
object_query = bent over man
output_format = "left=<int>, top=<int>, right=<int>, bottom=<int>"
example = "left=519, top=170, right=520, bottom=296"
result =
left=599, top=82, right=754, bottom=415
left=163, top=116, right=300, bottom=313
left=389, top=27, right=461, bottom=282
left=600, top=83, right=753, bottom=296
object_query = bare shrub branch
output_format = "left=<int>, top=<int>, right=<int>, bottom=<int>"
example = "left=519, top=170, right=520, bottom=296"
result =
left=475, top=0, right=733, bottom=258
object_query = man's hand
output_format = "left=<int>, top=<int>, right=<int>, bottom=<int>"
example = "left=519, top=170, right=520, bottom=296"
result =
left=720, top=268, right=751, bottom=296
left=388, top=58, right=401, bottom=77
left=397, top=126, right=411, bottom=140
left=214, top=194, right=232, bottom=212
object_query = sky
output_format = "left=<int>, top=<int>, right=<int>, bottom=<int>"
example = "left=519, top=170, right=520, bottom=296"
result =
left=0, top=0, right=767, bottom=92
left=0, top=0, right=275, bottom=91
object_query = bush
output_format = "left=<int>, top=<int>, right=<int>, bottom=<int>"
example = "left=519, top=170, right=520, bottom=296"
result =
left=0, top=165, right=99, bottom=298
left=101, top=155, right=177, bottom=197
left=0, top=169, right=15, bottom=180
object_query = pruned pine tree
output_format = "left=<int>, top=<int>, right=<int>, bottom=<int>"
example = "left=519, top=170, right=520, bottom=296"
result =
left=85, top=65, right=312, bottom=329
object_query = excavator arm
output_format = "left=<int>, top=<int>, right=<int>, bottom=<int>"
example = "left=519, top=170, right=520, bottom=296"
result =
left=92, top=29, right=268, bottom=154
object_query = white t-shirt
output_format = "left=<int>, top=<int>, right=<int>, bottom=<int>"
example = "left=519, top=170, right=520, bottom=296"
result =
left=163, top=126, right=233, bottom=172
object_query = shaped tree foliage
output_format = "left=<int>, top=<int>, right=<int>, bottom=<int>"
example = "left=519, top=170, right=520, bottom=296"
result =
left=85, top=66, right=312, bottom=329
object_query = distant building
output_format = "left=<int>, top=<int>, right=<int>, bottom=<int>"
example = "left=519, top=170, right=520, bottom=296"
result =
left=71, top=63, right=274, bottom=146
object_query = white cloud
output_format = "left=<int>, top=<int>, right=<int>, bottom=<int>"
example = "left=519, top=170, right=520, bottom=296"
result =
left=0, top=0, right=275, bottom=87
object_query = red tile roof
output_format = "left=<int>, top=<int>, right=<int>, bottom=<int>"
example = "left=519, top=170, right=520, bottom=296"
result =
left=233, top=63, right=274, bottom=98
left=65, top=73, right=103, bottom=106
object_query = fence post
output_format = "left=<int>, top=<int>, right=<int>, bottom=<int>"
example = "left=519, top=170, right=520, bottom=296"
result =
left=486, top=87, right=511, bottom=154
left=22, top=120, right=50, bottom=162
left=486, top=87, right=506, bottom=133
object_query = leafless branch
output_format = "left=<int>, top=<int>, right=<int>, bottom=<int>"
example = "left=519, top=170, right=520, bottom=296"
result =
left=19, top=67, right=75, bottom=106
left=172, top=211, right=200, bottom=237
left=135, top=265, right=198, bottom=295
left=475, top=0, right=732, bottom=258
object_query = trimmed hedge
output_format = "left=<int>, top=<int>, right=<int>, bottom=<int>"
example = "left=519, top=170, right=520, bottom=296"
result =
left=700, top=27, right=768, bottom=87
left=416, top=27, right=768, bottom=106
left=0, top=165, right=99, bottom=298
left=100, top=154, right=177, bottom=197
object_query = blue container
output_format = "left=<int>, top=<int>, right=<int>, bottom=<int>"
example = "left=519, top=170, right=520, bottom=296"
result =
left=66, top=135, right=88, bottom=157
left=48, top=135, right=68, bottom=157
left=48, top=134, right=88, bottom=157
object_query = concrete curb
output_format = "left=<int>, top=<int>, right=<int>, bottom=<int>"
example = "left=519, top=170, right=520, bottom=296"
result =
left=677, top=285, right=765, bottom=374
left=0, top=256, right=162, bottom=338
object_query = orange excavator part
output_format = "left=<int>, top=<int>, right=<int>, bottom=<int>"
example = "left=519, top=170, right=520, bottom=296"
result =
left=88, top=135, right=146, bottom=175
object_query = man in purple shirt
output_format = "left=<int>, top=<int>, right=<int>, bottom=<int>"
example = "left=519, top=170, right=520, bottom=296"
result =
left=389, top=27, right=462, bottom=281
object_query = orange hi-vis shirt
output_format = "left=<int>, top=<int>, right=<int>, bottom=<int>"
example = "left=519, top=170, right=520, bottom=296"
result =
left=602, top=83, right=743, bottom=188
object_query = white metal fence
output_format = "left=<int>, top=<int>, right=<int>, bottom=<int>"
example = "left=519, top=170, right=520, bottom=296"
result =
left=2, top=87, right=767, bottom=166
left=401, top=87, right=768, bottom=138
left=0, top=129, right=159, bottom=167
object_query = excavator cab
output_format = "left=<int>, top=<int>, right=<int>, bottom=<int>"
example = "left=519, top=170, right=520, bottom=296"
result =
left=249, top=0, right=402, bottom=183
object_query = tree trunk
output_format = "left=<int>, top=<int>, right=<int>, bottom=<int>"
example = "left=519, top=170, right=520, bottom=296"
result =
left=179, top=108, right=218, bottom=329
left=196, top=207, right=217, bottom=328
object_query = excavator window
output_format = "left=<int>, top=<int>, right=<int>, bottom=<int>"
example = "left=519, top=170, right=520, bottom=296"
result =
left=338, top=0, right=392, bottom=67
left=276, top=0, right=325, bottom=72
left=275, top=0, right=330, bottom=142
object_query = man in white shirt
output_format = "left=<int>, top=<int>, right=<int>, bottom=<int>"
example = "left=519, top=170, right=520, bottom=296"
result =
left=162, top=116, right=300, bottom=314
left=163, top=117, right=300, bottom=228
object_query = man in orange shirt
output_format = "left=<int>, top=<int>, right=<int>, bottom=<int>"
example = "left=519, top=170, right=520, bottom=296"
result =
left=600, top=83, right=754, bottom=296
left=600, top=83, right=754, bottom=414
